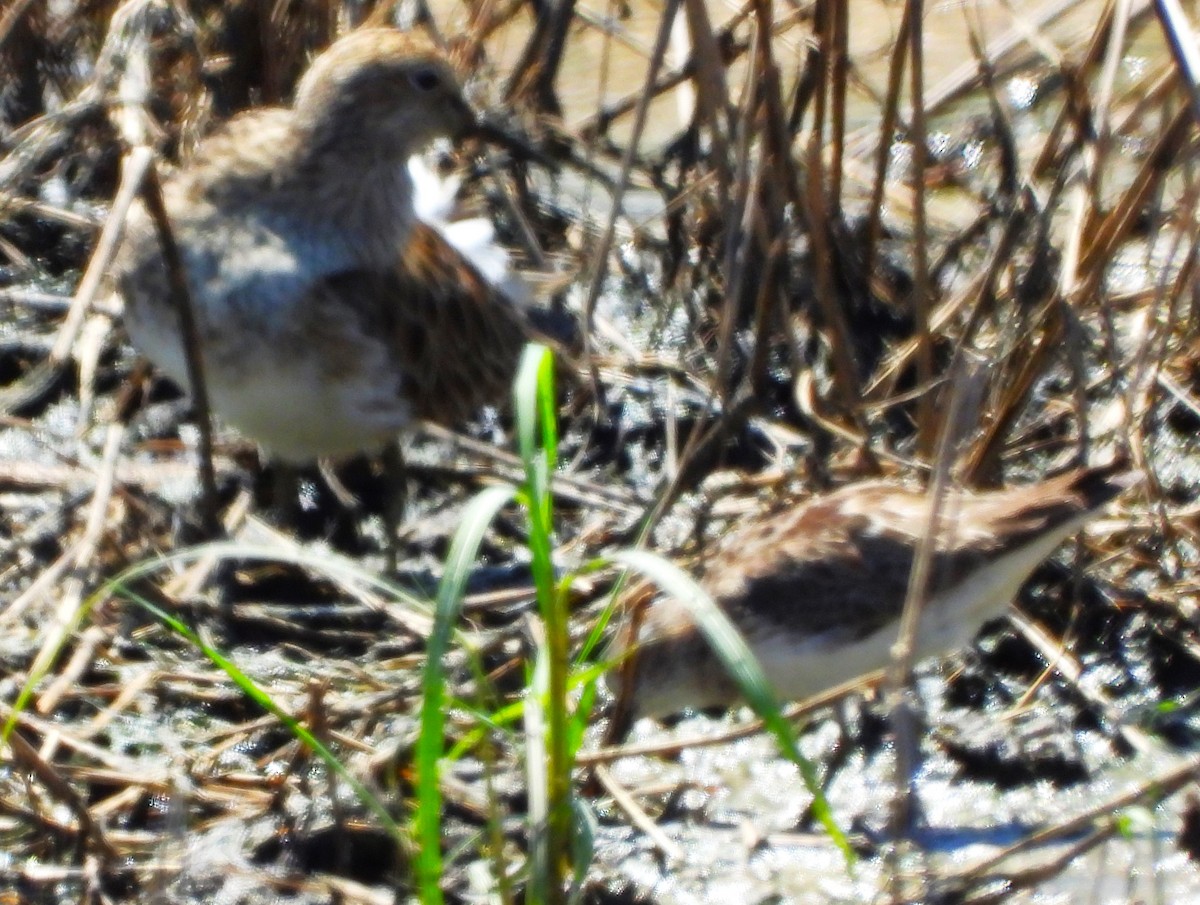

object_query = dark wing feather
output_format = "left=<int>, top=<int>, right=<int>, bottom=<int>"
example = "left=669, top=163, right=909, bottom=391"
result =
left=697, top=464, right=1135, bottom=643
left=703, top=494, right=989, bottom=643
left=319, top=222, right=531, bottom=425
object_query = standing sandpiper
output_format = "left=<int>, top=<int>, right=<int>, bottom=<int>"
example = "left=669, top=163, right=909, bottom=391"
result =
left=612, top=463, right=1137, bottom=721
left=115, top=28, right=541, bottom=471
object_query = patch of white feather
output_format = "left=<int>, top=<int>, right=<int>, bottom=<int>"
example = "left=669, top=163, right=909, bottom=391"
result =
left=407, top=157, right=527, bottom=303
left=408, top=156, right=459, bottom=224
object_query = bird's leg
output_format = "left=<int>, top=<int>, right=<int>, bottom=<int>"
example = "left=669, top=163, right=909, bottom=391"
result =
left=381, top=440, right=408, bottom=573
left=271, top=461, right=303, bottom=525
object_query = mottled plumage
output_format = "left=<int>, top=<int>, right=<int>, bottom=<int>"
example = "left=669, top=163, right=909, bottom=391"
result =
left=115, top=29, right=535, bottom=463
left=617, top=464, right=1137, bottom=719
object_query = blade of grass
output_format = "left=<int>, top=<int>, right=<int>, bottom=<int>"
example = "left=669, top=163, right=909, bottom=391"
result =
left=514, top=342, right=577, bottom=902
left=445, top=659, right=612, bottom=762
left=567, top=796, right=597, bottom=905
left=415, top=482, right=518, bottom=905
left=525, top=632, right=552, bottom=902
left=2, top=538, right=436, bottom=744
left=103, top=580, right=406, bottom=846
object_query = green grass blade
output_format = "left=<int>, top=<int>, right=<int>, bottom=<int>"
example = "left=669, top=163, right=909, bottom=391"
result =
left=415, top=483, right=517, bottom=905
left=514, top=342, right=575, bottom=900
left=105, top=580, right=406, bottom=846
left=566, top=795, right=597, bottom=905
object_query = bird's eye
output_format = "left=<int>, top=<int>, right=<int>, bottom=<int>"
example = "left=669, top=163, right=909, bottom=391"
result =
left=410, top=67, right=441, bottom=91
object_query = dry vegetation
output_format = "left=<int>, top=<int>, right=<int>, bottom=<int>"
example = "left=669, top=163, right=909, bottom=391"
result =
left=1, top=0, right=1199, bottom=902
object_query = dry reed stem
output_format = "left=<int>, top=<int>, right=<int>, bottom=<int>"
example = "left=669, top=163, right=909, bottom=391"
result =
left=594, top=763, right=684, bottom=860
left=863, top=0, right=911, bottom=281
left=0, top=142, right=150, bottom=417
left=800, top=0, right=871, bottom=446
left=906, top=0, right=934, bottom=457
left=1009, top=609, right=1156, bottom=754
left=3, top=725, right=120, bottom=860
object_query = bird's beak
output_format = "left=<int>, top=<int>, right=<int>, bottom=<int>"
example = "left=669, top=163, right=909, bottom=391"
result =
left=466, top=118, right=558, bottom=170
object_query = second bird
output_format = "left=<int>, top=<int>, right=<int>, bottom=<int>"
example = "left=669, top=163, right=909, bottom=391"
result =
left=613, top=463, right=1137, bottom=722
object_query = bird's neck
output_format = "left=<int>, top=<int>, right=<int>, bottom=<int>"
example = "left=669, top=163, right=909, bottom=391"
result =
left=280, top=145, right=418, bottom=264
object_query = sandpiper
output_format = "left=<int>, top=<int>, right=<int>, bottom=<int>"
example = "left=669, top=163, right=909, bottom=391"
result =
left=114, top=28, right=541, bottom=467
left=613, top=463, right=1137, bottom=720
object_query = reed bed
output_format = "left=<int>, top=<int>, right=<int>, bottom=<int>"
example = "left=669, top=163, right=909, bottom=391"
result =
left=1, top=0, right=1198, bottom=902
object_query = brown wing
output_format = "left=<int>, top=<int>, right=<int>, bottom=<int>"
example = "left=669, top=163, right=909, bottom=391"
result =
left=950, top=461, right=1137, bottom=547
left=700, top=492, right=965, bottom=644
left=697, top=463, right=1136, bottom=643
left=319, top=222, right=532, bottom=426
